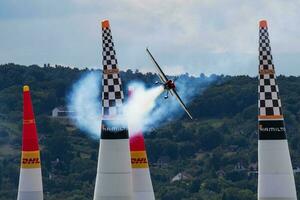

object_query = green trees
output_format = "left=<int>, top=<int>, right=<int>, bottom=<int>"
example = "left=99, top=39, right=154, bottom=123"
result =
left=197, top=128, right=224, bottom=150
left=0, top=64, right=299, bottom=199
left=222, top=188, right=255, bottom=200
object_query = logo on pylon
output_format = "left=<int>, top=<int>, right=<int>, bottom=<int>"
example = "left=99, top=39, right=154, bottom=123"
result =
left=132, top=158, right=148, bottom=164
left=131, top=151, right=149, bottom=168
left=21, top=151, right=41, bottom=168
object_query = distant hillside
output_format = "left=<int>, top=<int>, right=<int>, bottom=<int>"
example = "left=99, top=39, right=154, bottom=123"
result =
left=0, top=64, right=299, bottom=200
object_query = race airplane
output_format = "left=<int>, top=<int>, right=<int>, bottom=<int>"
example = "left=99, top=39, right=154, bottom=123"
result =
left=146, top=48, right=193, bottom=120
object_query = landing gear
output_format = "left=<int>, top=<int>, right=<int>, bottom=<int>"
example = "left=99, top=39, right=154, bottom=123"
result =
left=164, top=91, right=169, bottom=99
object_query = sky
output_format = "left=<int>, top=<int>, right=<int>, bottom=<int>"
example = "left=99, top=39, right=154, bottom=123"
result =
left=0, top=0, right=300, bottom=76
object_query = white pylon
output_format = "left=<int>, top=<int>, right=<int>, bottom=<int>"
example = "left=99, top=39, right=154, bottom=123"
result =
left=257, top=20, right=297, bottom=200
left=93, top=19, right=133, bottom=200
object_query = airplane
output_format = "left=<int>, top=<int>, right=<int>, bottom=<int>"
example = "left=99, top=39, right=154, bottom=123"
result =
left=146, top=48, right=193, bottom=120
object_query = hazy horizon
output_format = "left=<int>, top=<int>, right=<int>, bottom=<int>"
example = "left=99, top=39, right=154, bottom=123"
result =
left=0, top=0, right=300, bottom=76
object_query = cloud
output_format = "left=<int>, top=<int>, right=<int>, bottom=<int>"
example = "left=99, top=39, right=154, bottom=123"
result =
left=0, top=0, right=300, bottom=75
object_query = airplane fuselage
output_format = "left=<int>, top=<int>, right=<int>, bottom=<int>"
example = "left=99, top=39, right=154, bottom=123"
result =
left=164, top=80, right=175, bottom=90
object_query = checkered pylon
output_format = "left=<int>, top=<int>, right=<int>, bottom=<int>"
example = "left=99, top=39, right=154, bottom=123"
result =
left=101, top=20, right=125, bottom=117
left=258, top=20, right=283, bottom=119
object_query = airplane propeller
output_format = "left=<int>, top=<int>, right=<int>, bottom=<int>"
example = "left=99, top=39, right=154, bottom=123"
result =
left=146, top=48, right=193, bottom=120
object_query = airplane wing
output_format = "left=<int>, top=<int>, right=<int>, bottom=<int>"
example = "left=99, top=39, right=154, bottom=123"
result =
left=157, top=73, right=166, bottom=83
left=170, top=89, right=193, bottom=120
left=146, top=48, right=168, bottom=83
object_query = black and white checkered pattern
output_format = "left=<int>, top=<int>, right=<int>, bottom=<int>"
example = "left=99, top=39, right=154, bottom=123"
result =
left=101, top=25, right=124, bottom=117
left=258, top=74, right=282, bottom=116
left=258, top=26, right=282, bottom=117
left=259, top=27, right=274, bottom=71
left=102, top=27, right=118, bottom=70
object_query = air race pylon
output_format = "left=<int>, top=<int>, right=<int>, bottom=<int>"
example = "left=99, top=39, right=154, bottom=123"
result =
left=130, top=133, right=155, bottom=200
left=17, top=85, right=43, bottom=200
left=257, top=20, right=297, bottom=200
left=93, top=19, right=133, bottom=200
left=128, top=89, right=155, bottom=200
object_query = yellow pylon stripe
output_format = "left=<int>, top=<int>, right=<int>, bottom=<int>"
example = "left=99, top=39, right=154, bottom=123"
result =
left=131, top=151, right=149, bottom=169
left=103, top=68, right=119, bottom=74
left=259, top=69, right=275, bottom=75
left=21, top=151, right=41, bottom=168
left=258, top=115, right=283, bottom=120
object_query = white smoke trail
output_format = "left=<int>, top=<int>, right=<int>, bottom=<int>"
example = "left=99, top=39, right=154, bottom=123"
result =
left=67, top=71, right=217, bottom=138
left=67, top=71, right=101, bottom=138
left=125, top=83, right=164, bottom=134
left=130, top=75, right=218, bottom=132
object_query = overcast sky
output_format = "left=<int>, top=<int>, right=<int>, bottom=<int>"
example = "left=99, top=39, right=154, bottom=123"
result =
left=0, top=0, right=299, bottom=76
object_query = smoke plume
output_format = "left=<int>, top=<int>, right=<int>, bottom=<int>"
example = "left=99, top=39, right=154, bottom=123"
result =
left=67, top=71, right=101, bottom=138
left=125, top=83, right=164, bottom=133
left=67, top=71, right=217, bottom=138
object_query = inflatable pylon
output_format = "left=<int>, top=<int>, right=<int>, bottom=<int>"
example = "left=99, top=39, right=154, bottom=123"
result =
left=128, top=88, right=155, bottom=200
left=130, top=133, right=155, bottom=200
left=257, top=20, right=297, bottom=200
left=17, top=85, right=43, bottom=200
left=93, top=19, right=133, bottom=200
